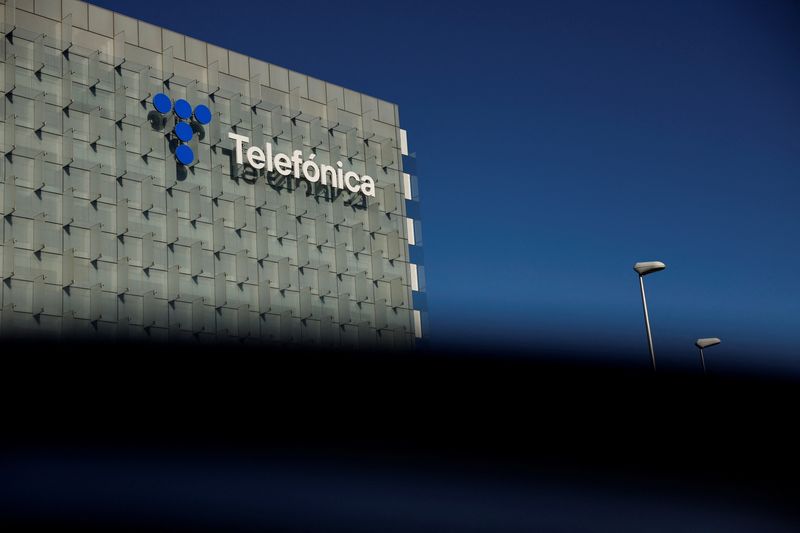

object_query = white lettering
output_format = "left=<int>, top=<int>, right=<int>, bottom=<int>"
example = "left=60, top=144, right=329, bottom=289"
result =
left=265, top=142, right=274, bottom=173
left=320, top=164, right=336, bottom=186
left=291, top=150, right=303, bottom=179
left=230, top=131, right=373, bottom=198
left=228, top=132, right=249, bottom=165
left=302, top=154, right=320, bottom=183
left=274, top=153, right=292, bottom=176
left=246, top=146, right=266, bottom=170
left=344, top=171, right=360, bottom=193
left=361, top=175, right=375, bottom=197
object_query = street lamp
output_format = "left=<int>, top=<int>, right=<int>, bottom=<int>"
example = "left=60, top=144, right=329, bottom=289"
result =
left=633, top=261, right=666, bottom=371
left=695, top=338, right=721, bottom=374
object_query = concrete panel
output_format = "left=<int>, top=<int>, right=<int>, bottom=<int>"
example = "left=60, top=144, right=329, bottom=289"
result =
left=308, top=77, right=326, bottom=104
left=207, top=44, right=228, bottom=74
left=162, top=29, right=184, bottom=60
left=228, top=50, right=248, bottom=79
left=17, top=0, right=35, bottom=13
left=63, top=0, right=88, bottom=29
left=88, top=4, right=113, bottom=37
left=361, top=94, right=378, bottom=115
left=343, top=89, right=361, bottom=114
left=114, top=13, right=138, bottom=45
left=378, top=99, right=395, bottom=126
left=35, top=0, right=61, bottom=20
left=269, top=64, right=289, bottom=92
left=289, top=71, right=308, bottom=98
left=138, top=20, right=161, bottom=52
left=185, top=36, right=206, bottom=66
left=326, top=83, right=344, bottom=108
left=249, top=58, right=269, bottom=84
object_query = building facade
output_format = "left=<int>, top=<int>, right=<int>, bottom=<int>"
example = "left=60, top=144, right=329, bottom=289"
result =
left=0, top=0, right=425, bottom=347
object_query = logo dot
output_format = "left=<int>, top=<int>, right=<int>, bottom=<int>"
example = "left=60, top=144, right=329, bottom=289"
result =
left=174, top=99, right=192, bottom=119
left=193, top=104, right=212, bottom=125
left=174, top=121, right=194, bottom=142
left=153, top=93, right=172, bottom=114
left=176, top=144, right=194, bottom=165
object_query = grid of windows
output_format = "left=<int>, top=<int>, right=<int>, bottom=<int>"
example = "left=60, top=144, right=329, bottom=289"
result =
left=0, top=0, right=424, bottom=347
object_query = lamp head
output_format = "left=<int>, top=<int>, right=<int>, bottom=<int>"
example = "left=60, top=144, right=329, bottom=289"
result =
left=695, top=338, right=721, bottom=349
left=633, top=261, right=666, bottom=276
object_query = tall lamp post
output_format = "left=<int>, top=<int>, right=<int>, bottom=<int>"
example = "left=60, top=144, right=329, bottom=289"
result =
left=633, top=261, right=666, bottom=371
left=695, top=338, right=721, bottom=374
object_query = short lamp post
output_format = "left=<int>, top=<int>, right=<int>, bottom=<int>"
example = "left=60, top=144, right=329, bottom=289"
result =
left=633, top=261, right=667, bottom=372
left=695, top=338, right=721, bottom=374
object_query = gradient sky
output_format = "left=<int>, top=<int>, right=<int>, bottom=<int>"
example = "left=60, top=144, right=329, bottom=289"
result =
left=95, top=0, right=800, bottom=374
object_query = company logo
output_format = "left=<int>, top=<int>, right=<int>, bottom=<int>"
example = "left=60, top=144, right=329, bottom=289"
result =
left=151, top=93, right=212, bottom=165
left=228, top=133, right=376, bottom=197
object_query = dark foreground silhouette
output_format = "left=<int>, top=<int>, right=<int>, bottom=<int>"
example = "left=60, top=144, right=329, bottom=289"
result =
left=1, top=341, right=798, bottom=531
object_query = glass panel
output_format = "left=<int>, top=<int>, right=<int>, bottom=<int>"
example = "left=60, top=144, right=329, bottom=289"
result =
left=258, top=264, right=270, bottom=315
left=326, top=99, right=338, bottom=128
left=277, top=256, right=290, bottom=290
left=89, top=222, right=101, bottom=261
left=214, top=272, right=226, bottom=307
left=190, top=186, right=201, bottom=222
left=142, top=231, right=154, bottom=268
left=355, top=271, right=369, bottom=303
left=117, top=256, right=128, bottom=294
left=166, top=206, right=178, bottom=244
left=297, top=234, right=308, bottom=267
left=236, top=249, right=248, bottom=283
left=90, top=283, right=102, bottom=321
left=3, top=176, right=15, bottom=215
left=375, top=298, right=387, bottom=330
left=371, top=250, right=384, bottom=281
left=190, top=240, right=202, bottom=277
left=168, top=264, right=179, bottom=301
left=390, top=277, right=404, bottom=308
left=2, top=238, right=15, bottom=278
left=335, top=242, right=347, bottom=275
left=315, top=213, right=328, bottom=245
left=141, top=176, right=153, bottom=212
left=352, top=222, right=365, bottom=253
left=143, top=289, right=155, bottom=327
left=238, top=303, right=250, bottom=337
left=299, top=286, right=311, bottom=319
left=32, top=274, right=45, bottom=315
left=233, top=195, right=245, bottom=230
left=213, top=217, right=224, bottom=252
left=117, top=198, right=128, bottom=236
left=318, top=263, right=332, bottom=296
left=192, top=297, right=205, bottom=332
left=338, top=293, right=350, bottom=324
left=368, top=202, right=383, bottom=233
left=62, top=246, right=74, bottom=286
left=386, top=230, right=399, bottom=260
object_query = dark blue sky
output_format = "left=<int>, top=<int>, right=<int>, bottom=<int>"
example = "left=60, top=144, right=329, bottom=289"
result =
left=96, top=0, right=800, bottom=374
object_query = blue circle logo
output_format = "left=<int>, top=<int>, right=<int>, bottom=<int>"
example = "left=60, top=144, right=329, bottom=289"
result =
left=174, top=121, right=194, bottom=142
left=151, top=93, right=212, bottom=166
left=153, top=93, right=172, bottom=114
left=174, top=99, right=192, bottom=119
left=194, top=104, right=212, bottom=125
left=176, top=144, right=195, bottom=165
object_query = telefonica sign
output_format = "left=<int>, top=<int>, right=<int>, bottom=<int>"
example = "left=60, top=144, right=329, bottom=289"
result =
left=228, top=132, right=377, bottom=197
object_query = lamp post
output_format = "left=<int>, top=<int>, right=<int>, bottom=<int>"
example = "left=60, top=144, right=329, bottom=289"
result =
left=633, top=261, right=666, bottom=371
left=695, top=338, right=721, bottom=374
